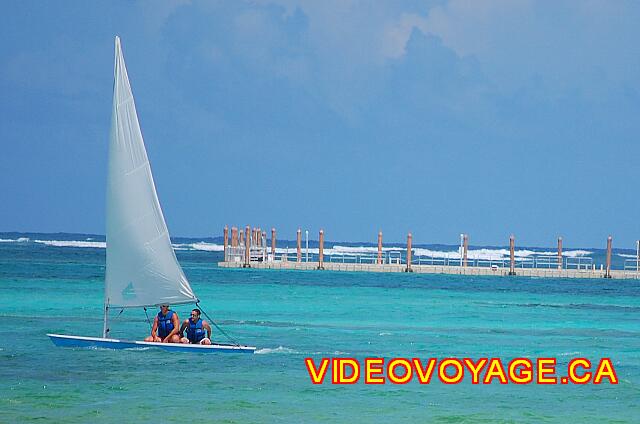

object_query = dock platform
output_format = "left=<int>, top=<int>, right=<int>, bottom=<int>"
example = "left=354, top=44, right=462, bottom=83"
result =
left=218, top=260, right=639, bottom=280
left=218, top=226, right=640, bottom=280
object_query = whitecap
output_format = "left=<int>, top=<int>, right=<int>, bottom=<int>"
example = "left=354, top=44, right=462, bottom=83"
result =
left=34, top=240, right=107, bottom=249
left=189, top=242, right=224, bottom=252
left=28, top=239, right=226, bottom=252
left=0, top=237, right=30, bottom=243
left=285, top=244, right=594, bottom=261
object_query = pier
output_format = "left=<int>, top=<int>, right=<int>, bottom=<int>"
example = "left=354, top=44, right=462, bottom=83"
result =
left=219, top=228, right=640, bottom=280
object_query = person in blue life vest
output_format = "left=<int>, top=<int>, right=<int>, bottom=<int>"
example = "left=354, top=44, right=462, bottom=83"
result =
left=179, top=308, right=212, bottom=345
left=144, top=304, right=181, bottom=343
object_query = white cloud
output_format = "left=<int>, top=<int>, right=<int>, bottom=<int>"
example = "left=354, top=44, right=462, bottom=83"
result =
left=136, top=0, right=192, bottom=37
left=419, top=0, right=640, bottom=92
left=422, top=0, right=532, bottom=57
left=381, top=13, right=428, bottom=59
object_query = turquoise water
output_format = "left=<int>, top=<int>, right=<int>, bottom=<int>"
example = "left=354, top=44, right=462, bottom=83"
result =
left=1, top=239, right=639, bottom=423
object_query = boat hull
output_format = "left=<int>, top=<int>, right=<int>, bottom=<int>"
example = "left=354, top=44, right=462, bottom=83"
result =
left=48, top=333, right=256, bottom=353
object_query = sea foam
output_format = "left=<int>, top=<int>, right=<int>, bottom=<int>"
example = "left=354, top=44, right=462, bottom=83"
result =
left=34, top=240, right=107, bottom=249
left=0, top=237, right=29, bottom=243
left=254, top=346, right=299, bottom=355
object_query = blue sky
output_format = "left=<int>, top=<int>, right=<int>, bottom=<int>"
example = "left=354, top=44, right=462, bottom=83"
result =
left=1, top=1, right=639, bottom=247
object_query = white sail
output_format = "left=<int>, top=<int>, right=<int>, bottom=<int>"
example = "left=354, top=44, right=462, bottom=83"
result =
left=105, top=37, right=197, bottom=308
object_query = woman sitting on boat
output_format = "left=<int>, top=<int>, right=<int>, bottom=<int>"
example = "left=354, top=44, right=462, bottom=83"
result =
left=144, top=304, right=181, bottom=343
left=180, top=308, right=212, bottom=345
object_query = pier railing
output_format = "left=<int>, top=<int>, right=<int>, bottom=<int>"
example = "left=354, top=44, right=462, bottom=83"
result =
left=565, top=257, right=594, bottom=270
left=220, top=227, right=640, bottom=278
left=624, top=259, right=640, bottom=271
left=322, top=252, right=576, bottom=269
left=276, top=251, right=320, bottom=263
left=225, top=246, right=245, bottom=263
left=226, top=245, right=608, bottom=272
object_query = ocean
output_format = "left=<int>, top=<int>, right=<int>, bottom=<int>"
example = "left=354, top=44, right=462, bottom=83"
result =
left=1, top=233, right=638, bottom=423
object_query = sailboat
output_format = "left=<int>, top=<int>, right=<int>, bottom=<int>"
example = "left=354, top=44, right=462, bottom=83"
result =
left=48, top=37, right=255, bottom=354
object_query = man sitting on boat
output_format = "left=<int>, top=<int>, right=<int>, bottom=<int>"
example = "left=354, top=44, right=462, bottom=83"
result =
left=179, top=308, right=212, bottom=345
left=144, top=304, right=181, bottom=343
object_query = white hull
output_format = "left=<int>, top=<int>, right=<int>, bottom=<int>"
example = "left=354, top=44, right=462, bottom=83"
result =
left=48, top=333, right=256, bottom=353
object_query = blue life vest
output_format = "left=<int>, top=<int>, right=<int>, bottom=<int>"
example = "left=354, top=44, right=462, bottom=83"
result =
left=157, top=310, right=175, bottom=338
left=186, top=318, right=206, bottom=344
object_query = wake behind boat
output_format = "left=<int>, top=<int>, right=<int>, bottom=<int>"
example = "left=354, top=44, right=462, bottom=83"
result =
left=49, top=36, right=255, bottom=354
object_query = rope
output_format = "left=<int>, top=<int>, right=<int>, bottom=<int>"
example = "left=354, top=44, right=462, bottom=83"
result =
left=112, top=308, right=125, bottom=321
left=196, top=302, right=240, bottom=347
left=143, top=307, right=152, bottom=331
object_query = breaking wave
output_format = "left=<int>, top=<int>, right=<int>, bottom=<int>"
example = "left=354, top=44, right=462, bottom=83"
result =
left=0, top=237, right=30, bottom=243
left=188, top=242, right=224, bottom=252
left=20, top=239, right=223, bottom=252
left=34, top=239, right=107, bottom=248
left=320, top=245, right=591, bottom=261
left=172, top=242, right=224, bottom=252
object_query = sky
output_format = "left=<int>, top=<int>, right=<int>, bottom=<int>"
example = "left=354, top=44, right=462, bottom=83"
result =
left=1, top=0, right=639, bottom=248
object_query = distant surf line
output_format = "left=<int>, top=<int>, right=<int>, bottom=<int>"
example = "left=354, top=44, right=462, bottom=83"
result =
left=0, top=236, right=596, bottom=261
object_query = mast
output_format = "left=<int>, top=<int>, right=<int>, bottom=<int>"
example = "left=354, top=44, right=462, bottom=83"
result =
left=102, top=36, right=119, bottom=339
left=102, top=301, right=109, bottom=338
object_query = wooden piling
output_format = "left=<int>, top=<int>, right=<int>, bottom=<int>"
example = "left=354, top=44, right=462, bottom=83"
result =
left=244, top=226, right=250, bottom=268
left=557, top=237, right=563, bottom=270
left=605, top=236, right=612, bottom=278
left=271, top=228, right=276, bottom=257
left=463, top=234, right=469, bottom=267
left=223, top=225, right=228, bottom=261
left=318, top=230, right=324, bottom=270
left=406, top=233, right=413, bottom=272
left=231, top=226, right=238, bottom=247
left=509, top=235, right=516, bottom=276
left=377, top=231, right=383, bottom=265
left=297, top=229, right=302, bottom=263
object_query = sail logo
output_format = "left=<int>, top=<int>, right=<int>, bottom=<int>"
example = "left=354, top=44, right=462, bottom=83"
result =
left=121, top=282, right=136, bottom=300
